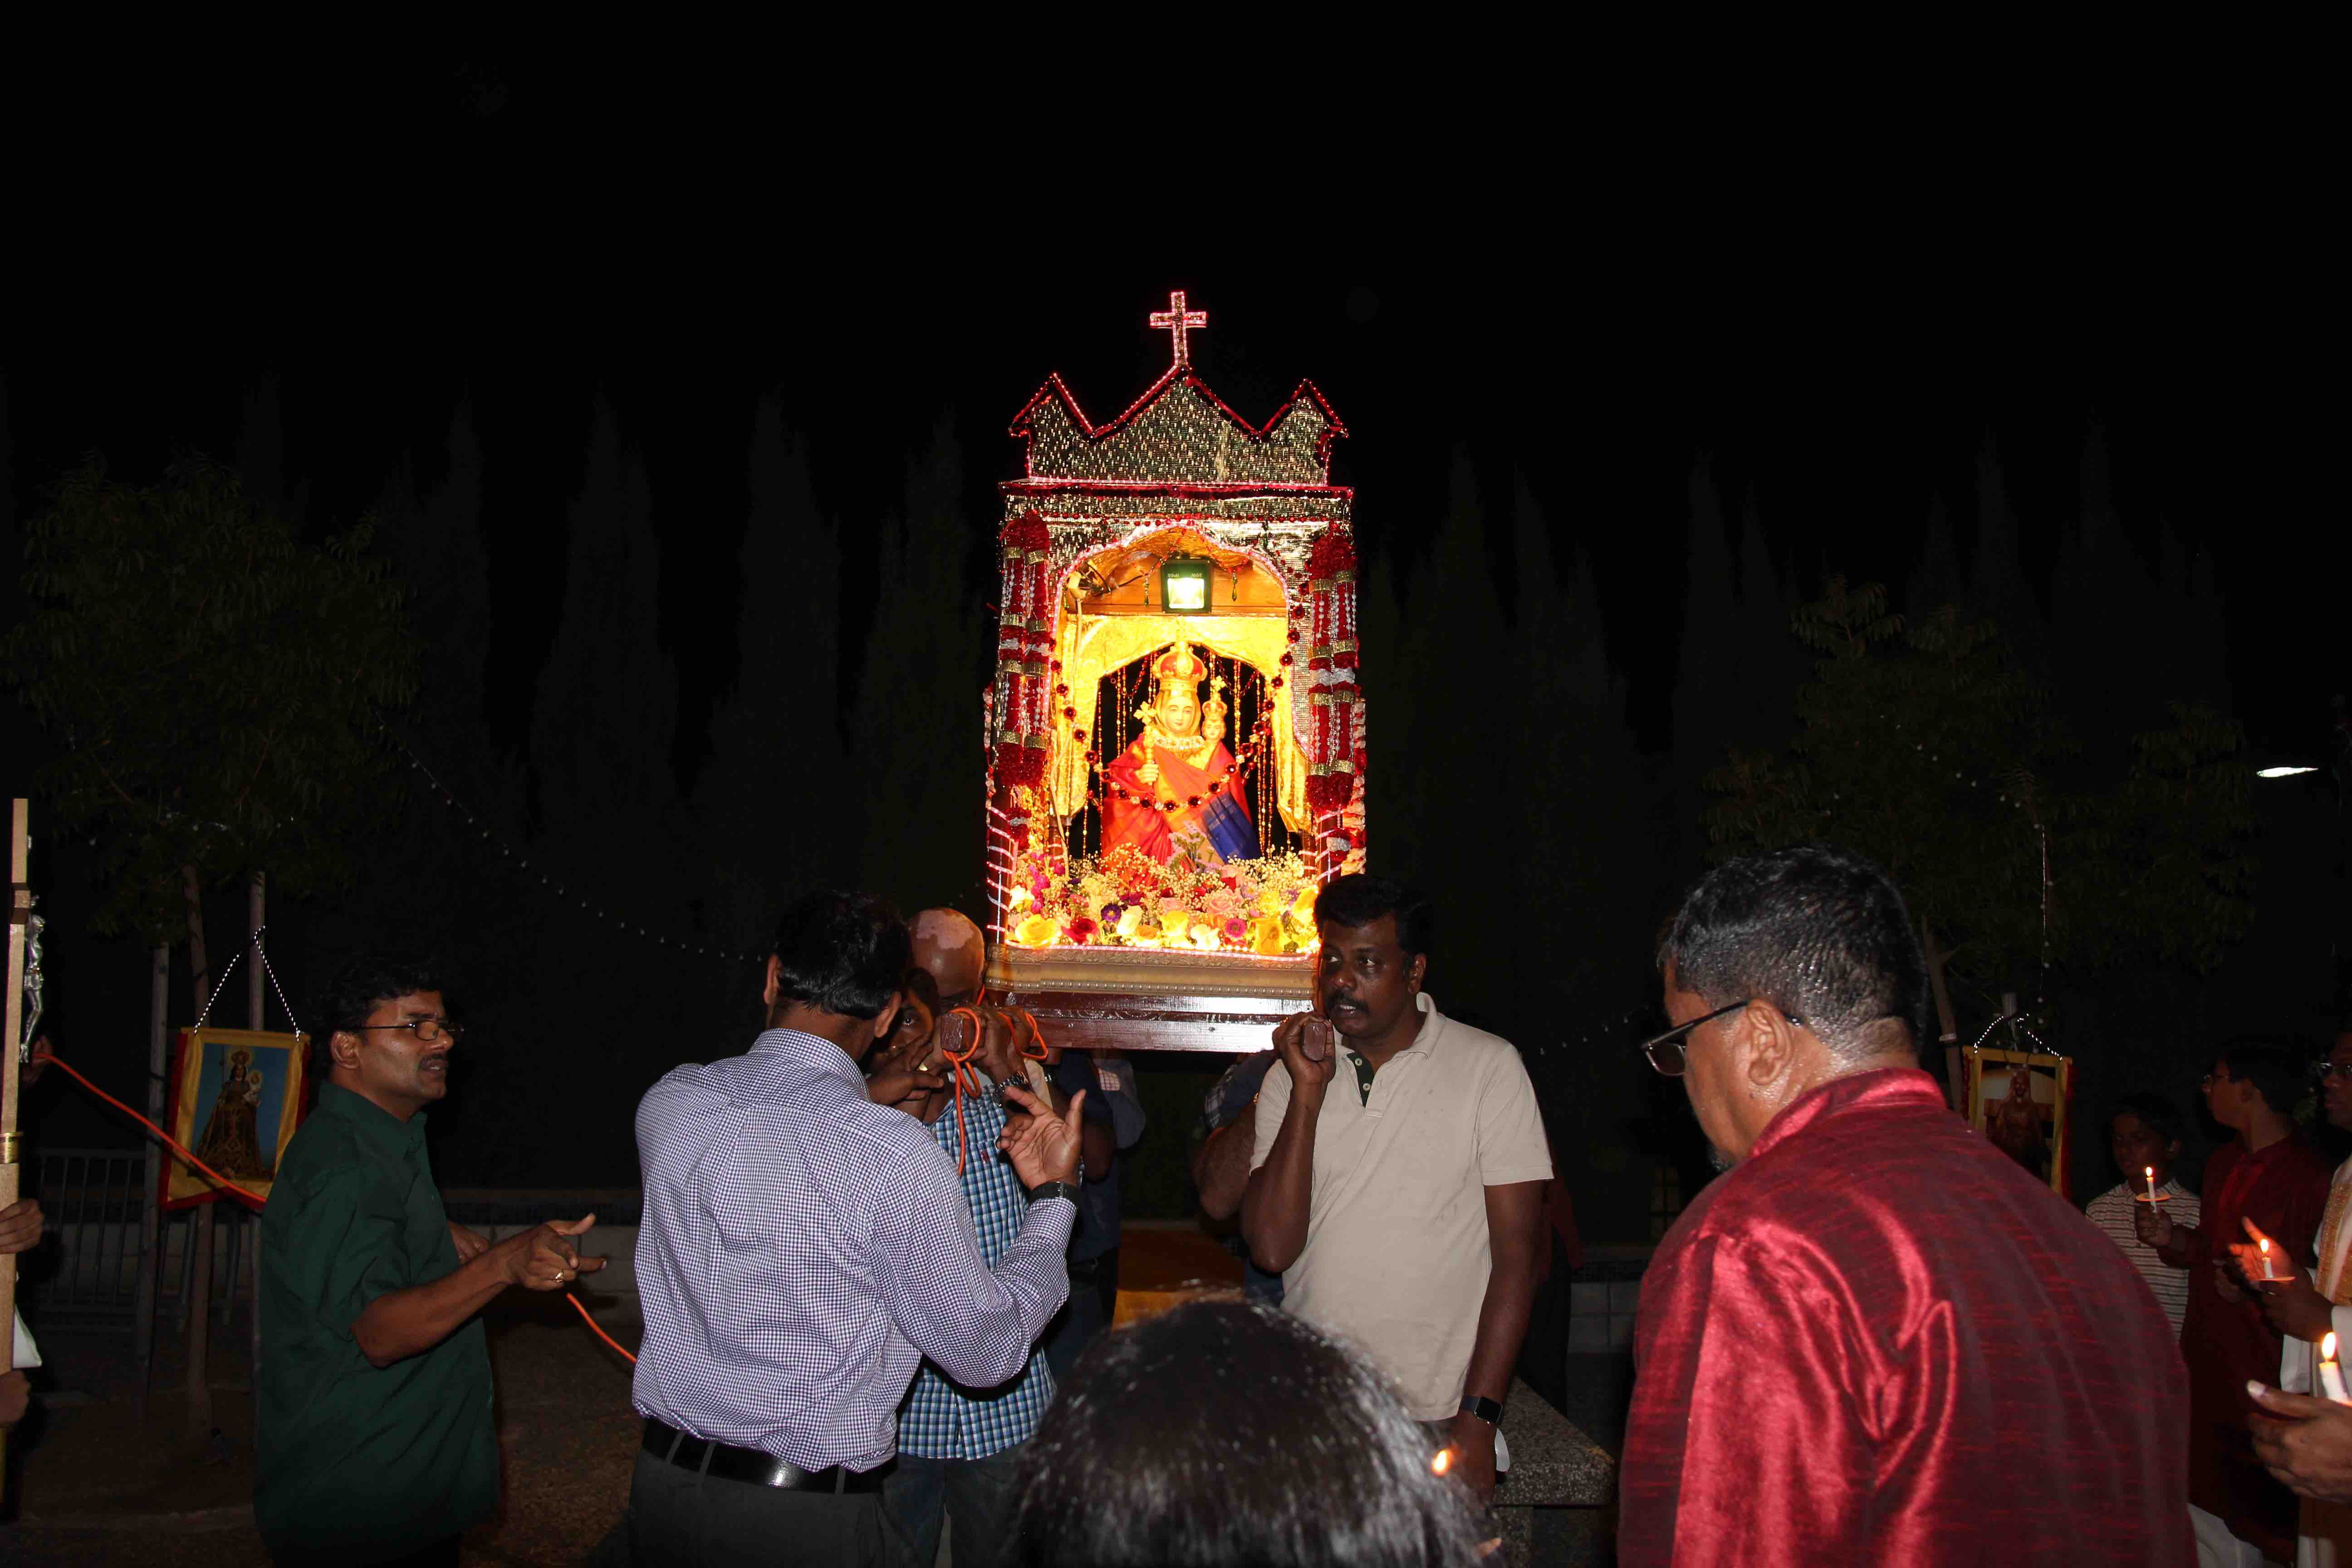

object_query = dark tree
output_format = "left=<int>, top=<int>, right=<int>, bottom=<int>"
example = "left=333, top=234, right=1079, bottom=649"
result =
left=5, top=456, right=416, bottom=951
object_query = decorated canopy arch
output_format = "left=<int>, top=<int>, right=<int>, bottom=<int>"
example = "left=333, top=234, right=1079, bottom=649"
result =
left=984, top=295, right=1367, bottom=1041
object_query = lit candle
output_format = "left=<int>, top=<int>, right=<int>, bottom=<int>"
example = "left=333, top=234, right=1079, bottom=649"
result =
left=2145, top=1165, right=2161, bottom=1205
left=2322, top=1332, right=2350, bottom=1404
left=1431, top=1446, right=1455, bottom=1476
left=2260, top=1237, right=2279, bottom=1281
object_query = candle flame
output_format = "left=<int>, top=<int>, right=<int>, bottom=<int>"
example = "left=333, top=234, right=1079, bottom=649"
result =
left=2262, top=1238, right=2273, bottom=1255
left=2326, top=1332, right=2340, bottom=1364
left=1431, top=1446, right=1454, bottom=1476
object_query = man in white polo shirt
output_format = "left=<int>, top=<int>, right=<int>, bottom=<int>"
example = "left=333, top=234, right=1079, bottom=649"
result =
left=1243, top=874, right=1552, bottom=1503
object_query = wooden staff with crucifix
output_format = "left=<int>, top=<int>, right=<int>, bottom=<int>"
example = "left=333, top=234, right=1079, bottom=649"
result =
left=3, top=799, right=32, bottom=1470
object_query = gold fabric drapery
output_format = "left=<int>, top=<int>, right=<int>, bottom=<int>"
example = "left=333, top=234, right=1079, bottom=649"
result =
left=1048, top=612, right=1308, bottom=833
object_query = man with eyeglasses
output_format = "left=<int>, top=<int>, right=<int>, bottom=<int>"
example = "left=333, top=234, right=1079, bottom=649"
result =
left=2136, top=1035, right=2332, bottom=1565
left=258, top=956, right=604, bottom=1566
left=1619, top=844, right=2190, bottom=1567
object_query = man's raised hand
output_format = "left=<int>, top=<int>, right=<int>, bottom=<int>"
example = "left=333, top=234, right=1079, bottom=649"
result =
left=1272, top=1010, right=1336, bottom=1097
left=998, top=1082, right=1083, bottom=1189
left=867, top=1032, right=946, bottom=1114
left=506, top=1213, right=608, bottom=1292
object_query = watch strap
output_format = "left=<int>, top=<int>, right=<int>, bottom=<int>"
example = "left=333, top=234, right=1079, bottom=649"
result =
left=1458, top=1394, right=1503, bottom=1425
left=1028, top=1180, right=1082, bottom=1206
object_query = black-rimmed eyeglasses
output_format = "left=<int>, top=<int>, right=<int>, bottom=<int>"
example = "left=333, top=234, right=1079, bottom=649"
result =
left=359, top=1018, right=465, bottom=1045
left=2316, top=1061, right=2352, bottom=1084
left=1637, top=999, right=1803, bottom=1077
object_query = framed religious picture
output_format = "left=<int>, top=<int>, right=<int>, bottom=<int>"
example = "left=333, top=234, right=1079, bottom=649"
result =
left=1966, top=1045, right=2073, bottom=1200
left=161, top=1027, right=309, bottom=1208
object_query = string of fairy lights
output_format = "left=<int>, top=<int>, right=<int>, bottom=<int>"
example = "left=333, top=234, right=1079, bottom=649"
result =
left=388, top=731, right=764, bottom=967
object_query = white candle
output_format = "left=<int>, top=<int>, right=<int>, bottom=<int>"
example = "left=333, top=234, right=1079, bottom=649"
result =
left=2260, top=1237, right=2279, bottom=1281
left=2146, top=1166, right=2160, bottom=1203
left=2323, top=1332, right=2350, bottom=1404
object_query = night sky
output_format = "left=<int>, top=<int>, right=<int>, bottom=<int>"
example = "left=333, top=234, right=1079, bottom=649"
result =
left=5, top=59, right=2334, bottom=770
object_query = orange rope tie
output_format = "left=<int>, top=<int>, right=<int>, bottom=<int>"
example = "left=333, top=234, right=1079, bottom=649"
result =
left=941, top=1007, right=990, bottom=1175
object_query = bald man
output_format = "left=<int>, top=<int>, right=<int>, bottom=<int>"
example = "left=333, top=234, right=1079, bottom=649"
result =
left=911, top=909, right=985, bottom=1006
left=872, top=910, right=1087, bottom=1568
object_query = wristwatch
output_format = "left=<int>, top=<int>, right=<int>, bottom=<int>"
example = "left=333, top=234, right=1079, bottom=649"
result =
left=1027, top=1180, right=1081, bottom=1205
left=1458, top=1394, right=1503, bottom=1426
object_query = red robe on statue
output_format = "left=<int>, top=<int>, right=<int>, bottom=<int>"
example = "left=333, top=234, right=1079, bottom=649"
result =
left=1100, top=735, right=1249, bottom=866
left=1619, top=1069, right=2191, bottom=1568
left=2165, top=1133, right=2332, bottom=1560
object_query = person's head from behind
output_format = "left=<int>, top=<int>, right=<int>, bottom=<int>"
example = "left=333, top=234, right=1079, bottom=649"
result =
left=2204, top=1035, right=2305, bottom=1138
left=1005, top=1297, right=1484, bottom=1568
left=2109, top=1092, right=2186, bottom=1188
left=1655, top=843, right=1926, bottom=1167
left=317, top=955, right=453, bottom=1122
left=765, top=891, right=909, bottom=1063
left=910, top=907, right=986, bottom=1008
left=1314, top=874, right=1431, bottom=1043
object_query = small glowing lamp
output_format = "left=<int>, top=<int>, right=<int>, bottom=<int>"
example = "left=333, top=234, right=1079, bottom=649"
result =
left=1159, top=555, right=1211, bottom=614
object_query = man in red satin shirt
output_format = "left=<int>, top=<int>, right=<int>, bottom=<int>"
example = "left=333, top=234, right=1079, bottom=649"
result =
left=1620, top=844, right=2191, bottom=1567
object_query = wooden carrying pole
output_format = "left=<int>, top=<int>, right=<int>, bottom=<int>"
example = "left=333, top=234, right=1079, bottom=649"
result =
left=4, top=800, right=32, bottom=1472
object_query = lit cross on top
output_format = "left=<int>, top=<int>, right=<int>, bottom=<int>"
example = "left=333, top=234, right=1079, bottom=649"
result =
left=1148, top=290, right=1208, bottom=368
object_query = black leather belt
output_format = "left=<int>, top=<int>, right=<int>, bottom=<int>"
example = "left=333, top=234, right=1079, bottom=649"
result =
left=642, top=1418, right=887, bottom=1493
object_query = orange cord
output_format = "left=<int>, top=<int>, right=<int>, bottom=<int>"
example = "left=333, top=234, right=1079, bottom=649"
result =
left=565, top=1289, right=637, bottom=1364
left=941, top=1007, right=989, bottom=1175
left=34, top=1048, right=638, bottom=1370
left=30, top=1049, right=265, bottom=1208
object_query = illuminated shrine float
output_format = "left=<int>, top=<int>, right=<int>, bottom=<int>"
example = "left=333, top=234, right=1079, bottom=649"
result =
left=984, top=294, right=1366, bottom=1052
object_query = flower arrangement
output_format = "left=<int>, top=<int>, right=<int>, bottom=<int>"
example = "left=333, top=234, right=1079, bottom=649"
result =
left=1003, top=844, right=1322, bottom=955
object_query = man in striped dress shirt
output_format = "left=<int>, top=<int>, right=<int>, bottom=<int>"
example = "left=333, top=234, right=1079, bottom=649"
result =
left=629, top=892, right=1086, bottom=1568
left=2086, top=1092, right=2201, bottom=1336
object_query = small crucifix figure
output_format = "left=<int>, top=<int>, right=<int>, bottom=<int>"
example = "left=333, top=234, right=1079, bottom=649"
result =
left=1149, top=290, right=1208, bottom=368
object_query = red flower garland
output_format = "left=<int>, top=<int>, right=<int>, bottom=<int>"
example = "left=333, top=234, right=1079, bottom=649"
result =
left=1304, top=524, right=1361, bottom=813
left=994, top=510, right=1053, bottom=786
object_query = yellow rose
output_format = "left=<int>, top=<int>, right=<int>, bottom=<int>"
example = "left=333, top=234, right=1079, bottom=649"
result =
left=1250, top=916, right=1286, bottom=956
left=1117, top=906, right=1144, bottom=939
left=1291, top=886, right=1317, bottom=922
left=1256, top=886, right=1285, bottom=915
left=1014, top=914, right=1059, bottom=947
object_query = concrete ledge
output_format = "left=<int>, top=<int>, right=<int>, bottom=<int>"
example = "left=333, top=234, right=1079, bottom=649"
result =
left=1497, top=1376, right=1616, bottom=1508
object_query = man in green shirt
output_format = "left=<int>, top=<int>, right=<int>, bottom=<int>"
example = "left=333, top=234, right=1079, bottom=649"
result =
left=258, top=957, right=603, bottom=1566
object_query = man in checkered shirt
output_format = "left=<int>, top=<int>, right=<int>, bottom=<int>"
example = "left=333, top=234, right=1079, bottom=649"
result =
left=872, top=909, right=1067, bottom=1568
left=629, top=893, right=1087, bottom=1568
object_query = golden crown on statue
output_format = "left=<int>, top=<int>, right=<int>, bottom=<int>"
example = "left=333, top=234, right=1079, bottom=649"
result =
left=1153, top=641, right=1208, bottom=686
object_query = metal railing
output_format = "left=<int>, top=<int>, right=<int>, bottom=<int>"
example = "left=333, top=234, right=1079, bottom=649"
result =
left=24, top=1147, right=147, bottom=1323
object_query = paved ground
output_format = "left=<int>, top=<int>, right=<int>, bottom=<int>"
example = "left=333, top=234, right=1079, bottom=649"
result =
left=2, top=1290, right=642, bottom=1566
left=2, top=1302, right=1636, bottom=1566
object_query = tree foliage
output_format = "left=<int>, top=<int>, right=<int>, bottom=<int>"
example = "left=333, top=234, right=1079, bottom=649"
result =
left=1703, top=578, right=2254, bottom=1012
left=4, top=456, right=416, bottom=939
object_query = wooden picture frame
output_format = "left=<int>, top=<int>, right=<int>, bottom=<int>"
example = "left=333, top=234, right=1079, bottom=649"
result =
left=1967, top=1045, right=2073, bottom=1199
left=161, top=1026, right=309, bottom=1209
